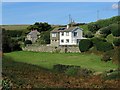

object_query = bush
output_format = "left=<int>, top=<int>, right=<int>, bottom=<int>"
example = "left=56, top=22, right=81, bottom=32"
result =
left=99, top=27, right=111, bottom=37
left=91, top=37, right=113, bottom=52
left=95, top=41, right=113, bottom=52
left=53, top=64, right=80, bottom=72
left=79, top=39, right=93, bottom=52
left=88, top=23, right=100, bottom=33
left=113, top=38, right=120, bottom=46
left=101, top=51, right=112, bottom=62
left=110, top=24, right=120, bottom=37
left=91, top=37, right=106, bottom=44
left=65, top=67, right=79, bottom=76
left=24, top=40, right=32, bottom=46
left=84, top=31, right=94, bottom=38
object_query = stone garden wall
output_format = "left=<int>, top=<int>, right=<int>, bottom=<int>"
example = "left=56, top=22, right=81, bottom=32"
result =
left=22, top=44, right=80, bottom=53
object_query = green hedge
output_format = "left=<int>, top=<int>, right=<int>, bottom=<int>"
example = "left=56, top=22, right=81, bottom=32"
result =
left=79, top=39, right=93, bottom=52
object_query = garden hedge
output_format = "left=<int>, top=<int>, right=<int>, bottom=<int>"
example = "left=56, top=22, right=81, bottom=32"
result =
left=79, top=39, right=93, bottom=52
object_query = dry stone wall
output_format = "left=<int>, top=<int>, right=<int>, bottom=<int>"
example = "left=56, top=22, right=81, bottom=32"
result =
left=23, top=45, right=80, bottom=53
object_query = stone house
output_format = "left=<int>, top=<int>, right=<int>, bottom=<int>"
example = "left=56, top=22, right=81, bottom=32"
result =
left=50, top=24, right=86, bottom=46
left=26, top=30, right=40, bottom=43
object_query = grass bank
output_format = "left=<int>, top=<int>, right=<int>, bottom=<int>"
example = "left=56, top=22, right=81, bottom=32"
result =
left=4, top=51, right=118, bottom=72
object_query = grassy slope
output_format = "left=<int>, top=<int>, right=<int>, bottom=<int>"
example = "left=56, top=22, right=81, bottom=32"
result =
left=3, top=57, right=120, bottom=88
left=1, top=25, right=30, bottom=30
left=79, top=25, right=88, bottom=33
left=4, top=51, right=117, bottom=72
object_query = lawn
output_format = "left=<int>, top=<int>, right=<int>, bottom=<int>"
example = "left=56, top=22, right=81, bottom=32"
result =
left=4, top=51, right=118, bottom=72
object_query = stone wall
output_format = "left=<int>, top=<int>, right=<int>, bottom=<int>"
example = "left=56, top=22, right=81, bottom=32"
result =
left=23, top=45, right=80, bottom=53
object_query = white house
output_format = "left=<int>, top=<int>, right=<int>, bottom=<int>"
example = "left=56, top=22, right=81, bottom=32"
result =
left=50, top=24, right=86, bottom=46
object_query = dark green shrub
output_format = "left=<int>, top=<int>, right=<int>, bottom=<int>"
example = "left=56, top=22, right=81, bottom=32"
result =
left=24, top=40, right=32, bottom=46
left=79, top=39, right=93, bottom=52
left=53, top=64, right=80, bottom=72
left=113, top=38, right=120, bottom=46
left=99, top=27, right=111, bottom=37
left=84, top=31, right=94, bottom=38
left=95, top=41, right=113, bottom=52
left=91, top=37, right=113, bottom=52
left=88, top=23, right=100, bottom=33
left=65, top=67, right=79, bottom=76
left=110, top=24, right=120, bottom=37
left=101, top=52, right=112, bottom=62
left=102, top=70, right=120, bottom=80
left=91, top=37, right=106, bottom=44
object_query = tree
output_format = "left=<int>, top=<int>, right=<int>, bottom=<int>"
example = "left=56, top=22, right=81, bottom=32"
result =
left=27, top=22, right=52, bottom=33
left=2, top=29, right=22, bottom=52
left=38, top=31, right=50, bottom=44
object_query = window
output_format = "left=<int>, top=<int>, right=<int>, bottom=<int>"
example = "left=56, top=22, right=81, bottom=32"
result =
left=66, top=39, right=69, bottom=43
left=61, top=39, right=64, bottom=43
left=61, top=32, right=64, bottom=36
left=52, top=33, right=56, bottom=37
left=74, top=32, right=78, bottom=36
left=66, top=32, right=69, bottom=36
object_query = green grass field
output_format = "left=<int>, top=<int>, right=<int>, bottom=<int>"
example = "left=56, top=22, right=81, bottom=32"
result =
left=4, top=51, right=117, bottom=72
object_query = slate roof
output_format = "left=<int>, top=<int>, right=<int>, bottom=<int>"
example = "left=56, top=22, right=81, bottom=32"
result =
left=28, top=30, right=40, bottom=37
left=51, top=27, right=79, bottom=33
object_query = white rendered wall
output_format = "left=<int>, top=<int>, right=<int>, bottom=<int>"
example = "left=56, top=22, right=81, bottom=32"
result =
left=59, top=28, right=83, bottom=45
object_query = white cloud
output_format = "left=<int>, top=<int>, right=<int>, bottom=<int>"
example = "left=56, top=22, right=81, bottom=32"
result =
left=112, top=3, right=120, bottom=9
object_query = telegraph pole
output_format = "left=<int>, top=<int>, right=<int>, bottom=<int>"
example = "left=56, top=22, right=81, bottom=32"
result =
left=97, top=10, right=99, bottom=20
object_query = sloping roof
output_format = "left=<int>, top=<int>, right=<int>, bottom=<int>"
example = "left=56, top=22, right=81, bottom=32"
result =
left=51, top=27, right=80, bottom=33
left=28, top=30, right=40, bottom=35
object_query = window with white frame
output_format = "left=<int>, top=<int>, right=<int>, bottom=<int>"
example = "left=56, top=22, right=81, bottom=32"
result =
left=66, top=39, right=69, bottom=43
left=52, top=33, right=56, bottom=37
left=61, top=39, right=64, bottom=43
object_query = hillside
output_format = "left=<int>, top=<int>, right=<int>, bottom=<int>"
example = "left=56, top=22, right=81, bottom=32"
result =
left=1, top=25, right=30, bottom=30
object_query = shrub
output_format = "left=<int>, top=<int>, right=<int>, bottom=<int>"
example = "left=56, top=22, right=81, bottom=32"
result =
left=99, top=27, right=111, bottom=37
left=79, top=39, right=93, bottom=52
left=53, top=64, right=80, bottom=72
left=91, top=37, right=106, bottom=44
left=91, top=37, right=113, bottom=52
left=88, top=23, right=100, bottom=33
left=95, top=41, right=113, bottom=52
left=113, top=38, right=120, bottom=46
left=110, top=24, right=120, bottom=37
left=84, top=31, right=94, bottom=38
left=24, top=40, right=32, bottom=46
left=101, top=51, right=113, bottom=62
left=65, top=67, right=79, bottom=76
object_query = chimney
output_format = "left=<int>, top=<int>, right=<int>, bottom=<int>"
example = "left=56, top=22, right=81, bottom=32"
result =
left=67, top=24, right=69, bottom=29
